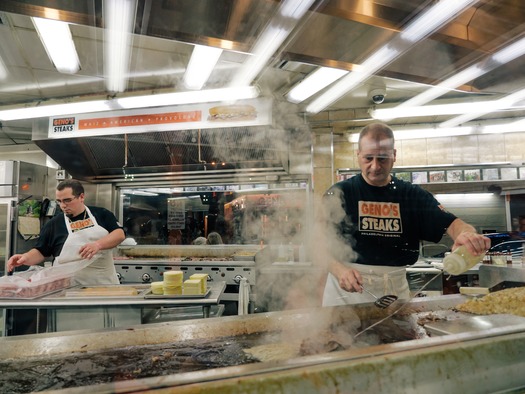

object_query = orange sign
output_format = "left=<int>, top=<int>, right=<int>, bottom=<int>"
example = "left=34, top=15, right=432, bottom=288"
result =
left=79, top=111, right=202, bottom=130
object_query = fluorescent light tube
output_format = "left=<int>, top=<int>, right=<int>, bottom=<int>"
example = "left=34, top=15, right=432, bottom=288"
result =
left=183, top=45, right=223, bottom=90
left=349, top=125, right=475, bottom=142
left=372, top=100, right=507, bottom=120
left=104, top=0, right=136, bottom=92
left=481, top=118, right=525, bottom=134
left=230, top=0, right=312, bottom=87
left=230, top=26, right=289, bottom=87
left=0, top=57, right=7, bottom=80
left=116, top=86, right=259, bottom=108
left=32, top=17, right=80, bottom=74
left=440, top=87, right=525, bottom=127
left=393, top=66, right=486, bottom=111
left=0, top=86, right=259, bottom=121
left=280, top=0, right=315, bottom=19
left=305, top=0, right=478, bottom=114
left=376, top=37, right=525, bottom=117
left=492, top=36, right=525, bottom=64
left=401, top=0, right=478, bottom=43
left=0, top=101, right=115, bottom=121
left=286, top=67, right=348, bottom=103
left=306, top=46, right=399, bottom=113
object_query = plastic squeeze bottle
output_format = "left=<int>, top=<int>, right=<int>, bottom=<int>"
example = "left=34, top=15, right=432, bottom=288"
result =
left=443, top=245, right=486, bottom=275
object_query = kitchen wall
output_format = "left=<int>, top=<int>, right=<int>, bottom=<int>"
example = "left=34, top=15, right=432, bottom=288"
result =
left=332, top=132, right=525, bottom=170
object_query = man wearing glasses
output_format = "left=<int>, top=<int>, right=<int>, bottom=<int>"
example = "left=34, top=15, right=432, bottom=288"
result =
left=321, top=123, right=490, bottom=306
left=7, top=179, right=125, bottom=285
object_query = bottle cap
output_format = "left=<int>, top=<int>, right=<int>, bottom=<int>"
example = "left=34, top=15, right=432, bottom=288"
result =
left=443, top=252, right=467, bottom=275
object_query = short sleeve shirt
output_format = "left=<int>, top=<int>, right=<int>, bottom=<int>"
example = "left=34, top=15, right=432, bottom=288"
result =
left=324, top=174, right=457, bottom=266
left=34, top=206, right=123, bottom=258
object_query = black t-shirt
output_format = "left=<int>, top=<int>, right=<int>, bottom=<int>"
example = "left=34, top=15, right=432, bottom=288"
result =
left=323, top=174, right=457, bottom=266
left=35, top=206, right=123, bottom=258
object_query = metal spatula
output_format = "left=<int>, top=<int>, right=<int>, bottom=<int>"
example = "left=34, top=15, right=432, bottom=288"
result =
left=361, top=287, right=398, bottom=309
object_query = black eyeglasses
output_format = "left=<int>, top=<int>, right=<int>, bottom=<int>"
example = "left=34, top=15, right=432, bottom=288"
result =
left=56, top=196, right=78, bottom=205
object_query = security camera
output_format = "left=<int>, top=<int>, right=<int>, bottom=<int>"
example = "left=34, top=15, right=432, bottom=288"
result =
left=369, top=88, right=386, bottom=104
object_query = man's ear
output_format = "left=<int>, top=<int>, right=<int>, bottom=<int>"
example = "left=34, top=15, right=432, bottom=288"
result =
left=393, top=149, right=397, bottom=162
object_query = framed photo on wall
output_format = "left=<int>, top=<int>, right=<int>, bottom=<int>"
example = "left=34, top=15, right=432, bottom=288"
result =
left=464, top=169, right=481, bottom=181
left=447, top=170, right=463, bottom=182
left=412, top=171, right=428, bottom=184
left=429, top=171, right=445, bottom=183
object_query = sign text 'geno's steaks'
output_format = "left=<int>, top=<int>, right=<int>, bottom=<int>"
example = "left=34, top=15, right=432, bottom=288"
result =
left=358, top=201, right=402, bottom=234
left=52, top=117, right=76, bottom=133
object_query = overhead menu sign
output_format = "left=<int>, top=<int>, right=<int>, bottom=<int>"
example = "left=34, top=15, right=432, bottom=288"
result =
left=48, top=98, right=272, bottom=139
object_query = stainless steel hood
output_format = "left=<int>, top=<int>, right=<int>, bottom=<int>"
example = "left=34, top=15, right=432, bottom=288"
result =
left=32, top=118, right=311, bottom=181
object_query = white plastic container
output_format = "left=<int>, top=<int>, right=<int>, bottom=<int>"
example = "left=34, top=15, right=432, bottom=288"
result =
left=443, top=245, right=486, bottom=275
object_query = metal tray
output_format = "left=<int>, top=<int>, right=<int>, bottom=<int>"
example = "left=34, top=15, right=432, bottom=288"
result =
left=424, top=314, right=525, bottom=336
left=144, top=288, right=211, bottom=299
left=63, top=284, right=151, bottom=299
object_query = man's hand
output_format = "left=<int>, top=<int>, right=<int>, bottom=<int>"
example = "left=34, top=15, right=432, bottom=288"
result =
left=79, top=242, right=102, bottom=260
left=452, top=231, right=491, bottom=256
left=331, top=261, right=363, bottom=292
left=7, top=254, right=26, bottom=272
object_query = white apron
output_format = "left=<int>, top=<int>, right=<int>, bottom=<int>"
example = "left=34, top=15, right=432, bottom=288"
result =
left=54, top=206, right=119, bottom=286
left=322, top=263, right=410, bottom=307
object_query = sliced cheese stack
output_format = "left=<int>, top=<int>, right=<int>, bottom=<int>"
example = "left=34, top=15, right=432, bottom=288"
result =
left=189, top=273, right=208, bottom=294
left=150, top=281, right=164, bottom=295
left=183, top=279, right=202, bottom=295
left=163, top=270, right=183, bottom=295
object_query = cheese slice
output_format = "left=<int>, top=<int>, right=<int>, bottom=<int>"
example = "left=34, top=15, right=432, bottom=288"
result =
left=183, top=279, right=203, bottom=295
left=459, top=286, right=490, bottom=295
left=190, top=274, right=208, bottom=293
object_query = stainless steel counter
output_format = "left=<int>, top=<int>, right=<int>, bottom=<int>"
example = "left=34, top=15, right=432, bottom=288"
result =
left=0, top=281, right=226, bottom=335
left=0, top=281, right=226, bottom=308
left=479, top=263, right=525, bottom=287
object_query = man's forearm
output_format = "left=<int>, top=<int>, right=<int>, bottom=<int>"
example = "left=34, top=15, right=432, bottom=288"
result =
left=96, top=229, right=126, bottom=250
left=328, top=260, right=345, bottom=277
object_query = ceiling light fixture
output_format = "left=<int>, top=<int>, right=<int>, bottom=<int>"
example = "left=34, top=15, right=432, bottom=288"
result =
left=440, top=87, right=525, bottom=127
left=183, top=44, right=223, bottom=90
left=304, top=0, right=479, bottom=114
left=280, top=0, right=315, bottom=19
left=348, top=125, right=475, bottom=142
left=305, top=46, right=399, bottom=113
left=348, top=118, right=525, bottom=142
left=230, top=0, right=315, bottom=87
left=0, top=86, right=259, bottom=121
left=32, top=17, right=81, bottom=74
left=400, top=0, right=478, bottom=42
left=492, top=36, right=525, bottom=64
left=104, top=0, right=136, bottom=92
left=371, top=100, right=500, bottom=120
left=388, top=66, right=486, bottom=112
left=380, top=36, right=525, bottom=117
left=116, top=86, right=259, bottom=108
left=286, top=67, right=348, bottom=103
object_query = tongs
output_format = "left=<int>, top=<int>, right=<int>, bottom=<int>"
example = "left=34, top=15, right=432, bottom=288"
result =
left=337, top=286, right=398, bottom=309
left=361, top=287, right=398, bottom=309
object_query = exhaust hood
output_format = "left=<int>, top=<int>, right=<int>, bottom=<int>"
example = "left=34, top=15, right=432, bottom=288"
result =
left=32, top=118, right=311, bottom=182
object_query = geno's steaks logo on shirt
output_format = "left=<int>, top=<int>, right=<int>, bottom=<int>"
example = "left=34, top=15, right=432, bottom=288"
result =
left=358, top=201, right=402, bottom=235
left=70, top=218, right=94, bottom=232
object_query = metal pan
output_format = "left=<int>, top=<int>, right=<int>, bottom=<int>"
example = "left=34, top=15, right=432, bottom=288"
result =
left=459, top=280, right=525, bottom=295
